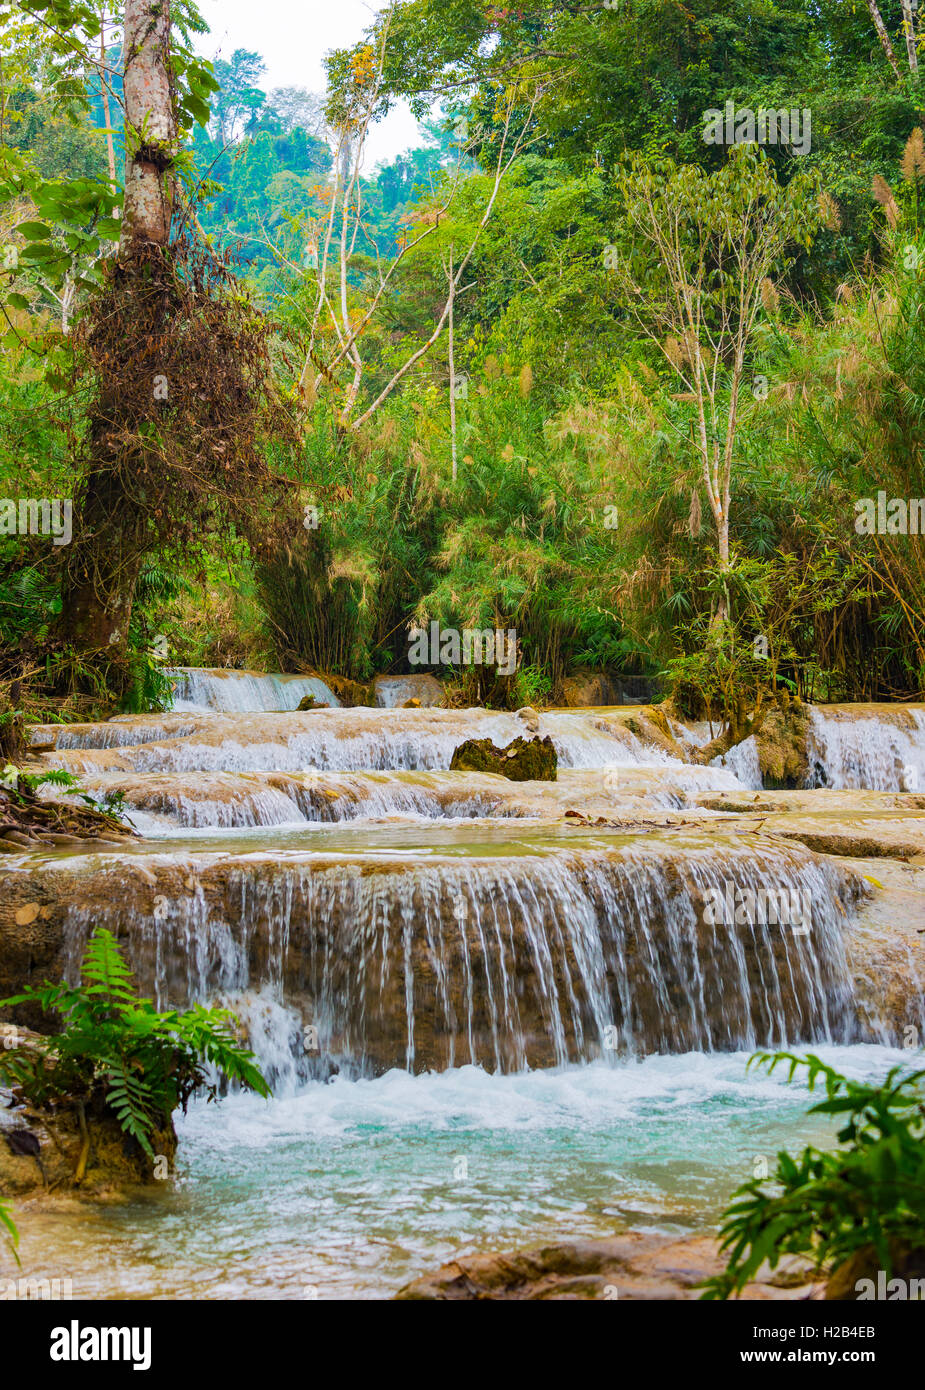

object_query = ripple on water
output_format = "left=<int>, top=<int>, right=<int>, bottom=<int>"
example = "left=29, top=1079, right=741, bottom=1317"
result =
left=5, top=1046, right=907, bottom=1300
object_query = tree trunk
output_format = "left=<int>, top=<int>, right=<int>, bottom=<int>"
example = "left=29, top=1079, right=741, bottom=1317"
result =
left=900, top=0, right=919, bottom=74
left=120, top=0, right=175, bottom=251
left=98, top=8, right=118, bottom=193
left=866, top=0, right=904, bottom=81
left=62, top=0, right=175, bottom=656
left=448, top=245, right=458, bottom=483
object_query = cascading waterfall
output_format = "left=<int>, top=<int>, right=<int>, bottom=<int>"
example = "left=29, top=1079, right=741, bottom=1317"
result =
left=164, top=667, right=341, bottom=713
left=8, top=668, right=924, bottom=1301
left=61, top=765, right=745, bottom=833
left=805, top=707, right=925, bottom=791
left=711, top=736, right=764, bottom=790
left=32, top=708, right=676, bottom=775
left=15, top=680, right=923, bottom=1097
left=57, top=836, right=864, bottom=1082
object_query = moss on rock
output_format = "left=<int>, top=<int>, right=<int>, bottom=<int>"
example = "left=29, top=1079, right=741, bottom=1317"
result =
left=449, top=735, right=558, bottom=782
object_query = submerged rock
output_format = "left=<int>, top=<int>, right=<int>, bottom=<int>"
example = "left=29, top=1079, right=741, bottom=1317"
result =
left=515, top=706, right=540, bottom=733
left=450, top=735, right=558, bottom=781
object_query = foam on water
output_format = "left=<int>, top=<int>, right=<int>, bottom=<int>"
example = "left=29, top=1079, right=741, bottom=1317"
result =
left=7, top=1045, right=909, bottom=1299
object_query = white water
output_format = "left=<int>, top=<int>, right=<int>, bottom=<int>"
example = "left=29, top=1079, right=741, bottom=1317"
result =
left=55, top=831, right=866, bottom=1077
left=165, top=667, right=340, bottom=713
left=64, top=765, right=742, bottom=834
left=9, top=676, right=925, bottom=1300
left=806, top=707, right=925, bottom=791
left=5, top=1045, right=909, bottom=1299
left=42, top=709, right=681, bottom=775
left=711, top=735, right=764, bottom=790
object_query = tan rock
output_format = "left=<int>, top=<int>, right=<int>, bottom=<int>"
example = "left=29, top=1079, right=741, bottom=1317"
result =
left=395, top=1230, right=821, bottom=1301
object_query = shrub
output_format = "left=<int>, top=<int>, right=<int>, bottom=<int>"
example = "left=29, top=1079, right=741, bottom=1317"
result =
left=702, top=1051, right=925, bottom=1299
left=0, top=928, right=270, bottom=1158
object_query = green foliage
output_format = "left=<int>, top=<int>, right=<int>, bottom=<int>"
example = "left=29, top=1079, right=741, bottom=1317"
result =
left=702, top=1051, right=925, bottom=1299
left=10, top=765, right=129, bottom=823
left=0, top=929, right=270, bottom=1158
left=0, top=566, right=61, bottom=647
left=3, top=0, right=925, bottom=704
left=0, top=1196, right=19, bottom=1268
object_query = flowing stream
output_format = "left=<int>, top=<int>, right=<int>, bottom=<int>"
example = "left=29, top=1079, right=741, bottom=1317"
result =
left=7, top=673, right=925, bottom=1297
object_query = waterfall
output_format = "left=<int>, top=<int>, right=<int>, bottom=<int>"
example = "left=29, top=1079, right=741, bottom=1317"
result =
left=62, top=764, right=745, bottom=833
left=373, top=676, right=443, bottom=708
left=164, top=667, right=341, bottom=713
left=805, top=707, right=925, bottom=791
left=711, top=735, right=763, bottom=790
left=19, top=675, right=924, bottom=1092
left=34, top=708, right=683, bottom=775
left=58, top=837, right=864, bottom=1078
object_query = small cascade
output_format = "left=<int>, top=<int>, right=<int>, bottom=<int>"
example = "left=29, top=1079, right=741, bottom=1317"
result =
left=712, top=735, right=764, bottom=790
left=32, top=714, right=201, bottom=750
left=806, top=707, right=925, bottom=791
left=36, top=708, right=680, bottom=776
left=68, top=765, right=744, bottom=832
left=164, top=667, right=341, bottom=713
left=58, top=836, right=864, bottom=1077
left=373, top=676, right=443, bottom=707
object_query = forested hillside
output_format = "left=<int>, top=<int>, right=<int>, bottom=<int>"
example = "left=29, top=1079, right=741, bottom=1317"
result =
left=2, top=0, right=924, bottom=740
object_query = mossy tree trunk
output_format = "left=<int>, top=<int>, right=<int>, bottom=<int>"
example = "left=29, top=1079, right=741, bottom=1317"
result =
left=62, top=0, right=176, bottom=656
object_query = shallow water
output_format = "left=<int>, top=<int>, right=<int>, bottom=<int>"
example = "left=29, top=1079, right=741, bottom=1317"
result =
left=5, top=1045, right=906, bottom=1300
left=8, top=682, right=925, bottom=1300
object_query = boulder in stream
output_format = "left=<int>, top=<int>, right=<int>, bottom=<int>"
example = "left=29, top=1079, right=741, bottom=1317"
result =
left=450, top=735, right=557, bottom=781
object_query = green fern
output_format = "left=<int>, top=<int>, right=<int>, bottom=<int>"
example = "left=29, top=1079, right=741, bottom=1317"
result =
left=0, top=928, right=271, bottom=1161
left=702, top=1051, right=925, bottom=1299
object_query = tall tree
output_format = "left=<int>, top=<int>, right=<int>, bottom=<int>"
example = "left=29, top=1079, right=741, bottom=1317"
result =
left=609, top=147, right=822, bottom=622
left=62, top=0, right=178, bottom=650
left=120, top=0, right=174, bottom=249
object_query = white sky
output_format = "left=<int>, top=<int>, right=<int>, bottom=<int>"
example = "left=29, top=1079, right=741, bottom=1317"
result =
left=195, top=0, right=427, bottom=169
